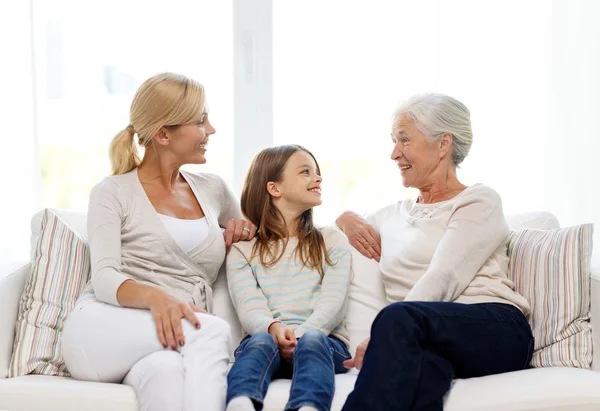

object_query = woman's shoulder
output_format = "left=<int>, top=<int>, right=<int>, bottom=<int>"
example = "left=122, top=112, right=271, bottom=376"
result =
left=181, top=170, right=230, bottom=194
left=90, top=171, right=137, bottom=198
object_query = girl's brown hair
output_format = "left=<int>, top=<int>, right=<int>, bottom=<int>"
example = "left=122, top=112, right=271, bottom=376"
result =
left=241, top=145, right=333, bottom=277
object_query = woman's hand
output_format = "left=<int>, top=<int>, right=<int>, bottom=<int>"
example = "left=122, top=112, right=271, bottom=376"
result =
left=336, top=212, right=381, bottom=262
left=343, top=338, right=370, bottom=370
left=269, top=322, right=297, bottom=363
left=147, top=289, right=207, bottom=350
left=224, top=219, right=257, bottom=248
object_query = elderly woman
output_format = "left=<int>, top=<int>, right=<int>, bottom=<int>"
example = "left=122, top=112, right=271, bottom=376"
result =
left=337, top=93, right=533, bottom=411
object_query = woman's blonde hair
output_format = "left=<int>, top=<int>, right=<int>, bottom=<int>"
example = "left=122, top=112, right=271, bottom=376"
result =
left=241, top=145, right=333, bottom=277
left=109, top=72, right=206, bottom=175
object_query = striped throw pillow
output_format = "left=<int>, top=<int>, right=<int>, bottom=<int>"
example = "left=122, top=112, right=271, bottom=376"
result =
left=9, top=209, right=90, bottom=377
left=508, top=224, right=594, bottom=368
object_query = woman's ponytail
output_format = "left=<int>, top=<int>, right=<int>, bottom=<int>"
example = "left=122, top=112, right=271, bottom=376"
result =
left=109, top=124, right=140, bottom=175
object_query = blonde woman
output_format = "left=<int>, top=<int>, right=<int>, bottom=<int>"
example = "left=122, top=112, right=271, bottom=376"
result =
left=61, top=73, right=256, bottom=411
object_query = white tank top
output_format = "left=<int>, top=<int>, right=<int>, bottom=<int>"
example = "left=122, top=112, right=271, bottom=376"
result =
left=158, top=214, right=209, bottom=253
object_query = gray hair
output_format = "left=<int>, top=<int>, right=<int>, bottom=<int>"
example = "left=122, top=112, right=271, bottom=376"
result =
left=394, top=93, right=473, bottom=166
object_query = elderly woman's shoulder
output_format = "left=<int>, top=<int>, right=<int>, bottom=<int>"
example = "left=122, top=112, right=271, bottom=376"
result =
left=462, top=183, right=503, bottom=205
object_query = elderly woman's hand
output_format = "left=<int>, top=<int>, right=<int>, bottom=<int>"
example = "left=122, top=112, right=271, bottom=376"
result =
left=224, top=219, right=257, bottom=248
left=343, top=337, right=370, bottom=370
left=336, top=212, right=381, bottom=262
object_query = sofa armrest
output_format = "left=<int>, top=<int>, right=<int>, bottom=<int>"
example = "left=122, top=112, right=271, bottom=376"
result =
left=0, top=262, right=29, bottom=379
left=591, top=267, right=600, bottom=372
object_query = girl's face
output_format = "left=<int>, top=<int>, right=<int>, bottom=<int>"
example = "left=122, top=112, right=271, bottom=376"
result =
left=271, top=151, right=323, bottom=212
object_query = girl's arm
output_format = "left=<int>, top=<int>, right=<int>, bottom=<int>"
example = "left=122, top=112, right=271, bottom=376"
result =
left=226, top=244, right=276, bottom=334
left=294, top=229, right=352, bottom=338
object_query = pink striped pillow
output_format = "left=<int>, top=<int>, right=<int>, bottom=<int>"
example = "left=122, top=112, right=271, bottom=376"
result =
left=508, top=224, right=594, bottom=368
left=9, top=209, right=90, bottom=377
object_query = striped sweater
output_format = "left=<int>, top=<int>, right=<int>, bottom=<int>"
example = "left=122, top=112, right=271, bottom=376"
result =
left=226, top=226, right=352, bottom=346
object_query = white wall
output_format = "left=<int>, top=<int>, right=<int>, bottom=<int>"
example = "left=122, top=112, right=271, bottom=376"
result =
left=440, top=0, right=600, bottom=265
left=0, top=1, right=39, bottom=265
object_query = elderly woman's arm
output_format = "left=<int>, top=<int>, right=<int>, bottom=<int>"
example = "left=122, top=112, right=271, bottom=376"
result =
left=336, top=211, right=381, bottom=261
left=404, top=187, right=509, bottom=302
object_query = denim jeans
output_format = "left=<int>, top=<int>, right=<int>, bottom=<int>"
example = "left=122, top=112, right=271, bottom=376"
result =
left=227, top=330, right=351, bottom=411
left=342, top=302, right=534, bottom=411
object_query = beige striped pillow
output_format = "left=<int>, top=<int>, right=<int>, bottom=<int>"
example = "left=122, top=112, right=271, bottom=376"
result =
left=508, top=224, right=594, bottom=369
left=9, top=209, right=90, bottom=377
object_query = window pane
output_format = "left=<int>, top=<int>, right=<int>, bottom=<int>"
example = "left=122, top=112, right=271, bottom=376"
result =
left=34, top=0, right=233, bottom=210
left=273, top=1, right=436, bottom=224
left=273, top=0, right=567, bottom=224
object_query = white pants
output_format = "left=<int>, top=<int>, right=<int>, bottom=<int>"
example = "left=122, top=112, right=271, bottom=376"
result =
left=61, top=300, right=232, bottom=411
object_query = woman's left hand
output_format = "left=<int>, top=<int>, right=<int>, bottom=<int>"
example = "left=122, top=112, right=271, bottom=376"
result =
left=224, top=219, right=257, bottom=248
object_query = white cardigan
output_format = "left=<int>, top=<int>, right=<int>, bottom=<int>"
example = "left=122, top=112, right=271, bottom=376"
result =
left=80, top=168, right=242, bottom=311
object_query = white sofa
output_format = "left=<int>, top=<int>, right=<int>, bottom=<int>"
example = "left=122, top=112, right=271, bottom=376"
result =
left=1, top=209, right=600, bottom=411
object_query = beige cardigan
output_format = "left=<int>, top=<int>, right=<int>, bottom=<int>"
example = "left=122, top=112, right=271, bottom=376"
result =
left=79, top=168, right=242, bottom=311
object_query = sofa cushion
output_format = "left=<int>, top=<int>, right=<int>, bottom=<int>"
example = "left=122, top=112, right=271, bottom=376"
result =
left=0, top=375, right=137, bottom=411
left=444, top=367, right=600, bottom=411
left=258, top=367, right=600, bottom=411
left=508, top=224, right=594, bottom=368
left=2, top=366, right=599, bottom=411
left=9, top=209, right=91, bottom=377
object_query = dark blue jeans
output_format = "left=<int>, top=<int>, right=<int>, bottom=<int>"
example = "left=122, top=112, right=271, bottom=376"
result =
left=227, top=330, right=351, bottom=411
left=342, top=302, right=534, bottom=411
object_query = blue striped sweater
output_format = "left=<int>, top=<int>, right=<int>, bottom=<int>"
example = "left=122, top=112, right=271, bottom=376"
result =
left=226, top=226, right=352, bottom=346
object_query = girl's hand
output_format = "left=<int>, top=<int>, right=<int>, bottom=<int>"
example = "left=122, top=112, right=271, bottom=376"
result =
left=224, top=219, right=257, bottom=248
left=336, top=212, right=381, bottom=262
left=269, top=322, right=297, bottom=362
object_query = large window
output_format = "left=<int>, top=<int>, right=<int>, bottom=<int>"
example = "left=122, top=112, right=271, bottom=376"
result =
left=272, top=0, right=565, bottom=224
left=273, top=1, right=437, bottom=224
left=13, top=0, right=600, bottom=250
left=34, top=0, right=234, bottom=210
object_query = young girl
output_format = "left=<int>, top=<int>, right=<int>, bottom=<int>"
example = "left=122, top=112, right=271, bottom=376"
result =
left=225, top=145, right=352, bottom=411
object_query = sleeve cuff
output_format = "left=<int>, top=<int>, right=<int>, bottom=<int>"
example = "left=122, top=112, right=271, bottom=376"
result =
left=92, top=268, right=130, bottom=306
left=294, top=326, right=308, bottom=339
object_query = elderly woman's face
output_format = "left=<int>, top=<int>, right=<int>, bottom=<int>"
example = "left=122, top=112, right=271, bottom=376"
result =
left=390, top=114, right=444, bottom=189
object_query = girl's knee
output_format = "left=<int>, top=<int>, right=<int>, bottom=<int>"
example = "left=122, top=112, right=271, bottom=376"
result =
left=297, top=330, right=327, bottom=348
left=234, top=333, right=278, bottom=360
left=246, top=332, right=277, bottom=350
